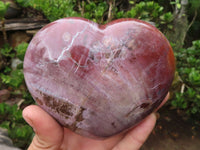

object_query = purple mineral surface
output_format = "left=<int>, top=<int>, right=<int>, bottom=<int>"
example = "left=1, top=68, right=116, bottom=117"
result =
left=24, top=17, right=175, bottom=138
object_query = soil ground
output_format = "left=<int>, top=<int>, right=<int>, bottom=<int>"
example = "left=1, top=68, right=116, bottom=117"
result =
left=141, top=106, right=200, bottom=150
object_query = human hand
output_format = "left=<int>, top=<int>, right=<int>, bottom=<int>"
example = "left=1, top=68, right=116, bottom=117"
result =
left=23, top=93, right=169, bottom=150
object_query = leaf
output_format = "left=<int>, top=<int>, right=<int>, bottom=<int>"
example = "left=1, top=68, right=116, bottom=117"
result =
left=0, top=44, right=14, bottom=58
left=129, top=1, right=134, bottom=5
left=0, top=73, right=11, bottom=85
left=0, top=103, right=6, bottom=114
left=0, top=1, right=10, bottom=19
left=167, top=24, right=173, bottom=29
left=16, top=42, right=28, bottom=61
left=3, top=66, right=12, bottom=73
left=176, top=3, right=181, bottom=9
left=192, top=40, right=200, bottom=49
left=0, top=69, right=24, bottom=88
left=9, top=70, right=24, bottom=88
left=188, top=68, right=200, bottom=85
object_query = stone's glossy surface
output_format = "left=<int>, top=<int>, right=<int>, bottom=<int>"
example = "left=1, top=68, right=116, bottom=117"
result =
left=24, top=17, right=175, bottom=138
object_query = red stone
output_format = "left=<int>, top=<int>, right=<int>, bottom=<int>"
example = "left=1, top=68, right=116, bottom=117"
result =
left=24, top=17, right=175, bottom=138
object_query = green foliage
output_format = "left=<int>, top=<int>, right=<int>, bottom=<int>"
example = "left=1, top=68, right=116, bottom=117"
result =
left=0, top=41, right=34, bottom=148
left=189, top=0, right=200, bottom=10
left=0, top=103, right=34, bottom=148
left=0, top=44, right=34, bottom=147
left=15, top=42, right=28, bottom=61
left=15, top=0, right=79, bottom=22
left=170, top=0, right=182, bottom=9
left=15, top=0, right=174, bottom=29
left=37, top=0, right=79, bottom=22
left=0, top=44, right=14, bottom=58
left=123, top=1, right=173, bottom=28
left=0, top=1, right=10, bottom=19
left=83, top=1, right=108, bottom=23
left=0, top=69, right=24, bottom=88
left=0, top=42, right=28, bottom=88
left=172, top=40, right=200, bottom=118
left=125, top=1, right=164, bottom=19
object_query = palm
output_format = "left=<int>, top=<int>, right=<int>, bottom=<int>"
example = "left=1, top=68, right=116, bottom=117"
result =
left=23, top=94, right=168, bottom=150
left=58, top=128, right=123, bottom=150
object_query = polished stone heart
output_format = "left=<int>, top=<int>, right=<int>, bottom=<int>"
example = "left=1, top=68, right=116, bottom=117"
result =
left=24, top=17, right=175, bottom=138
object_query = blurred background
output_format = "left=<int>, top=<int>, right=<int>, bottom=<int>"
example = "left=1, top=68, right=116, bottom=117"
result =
left=0, top=0, right=200, bottom=149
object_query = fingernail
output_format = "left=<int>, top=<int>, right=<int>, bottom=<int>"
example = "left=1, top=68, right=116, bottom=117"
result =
left=27, top=118, right=37, bottom=132
left=23, top=114, right=36, bottom=132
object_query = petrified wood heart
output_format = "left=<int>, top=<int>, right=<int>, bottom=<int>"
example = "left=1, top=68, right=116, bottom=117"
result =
left=24, top=17, right=175, bottom=138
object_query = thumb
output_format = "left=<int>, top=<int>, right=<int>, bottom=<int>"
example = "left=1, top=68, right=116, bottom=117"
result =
left=23, top=105, right=64, bottom=150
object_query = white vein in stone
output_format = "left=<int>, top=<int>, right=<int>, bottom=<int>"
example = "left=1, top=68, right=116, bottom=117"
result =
left=56, top=25, right=88, bottom=62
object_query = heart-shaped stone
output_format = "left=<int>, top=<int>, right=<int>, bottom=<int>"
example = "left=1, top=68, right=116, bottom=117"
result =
left=24, top=17, right=175, bottom=138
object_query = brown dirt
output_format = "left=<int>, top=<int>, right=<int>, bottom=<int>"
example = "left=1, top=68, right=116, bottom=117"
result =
left=141, top=106, right=200, bottom=150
